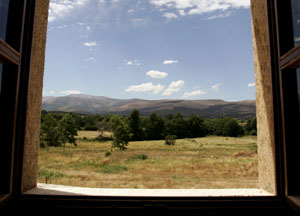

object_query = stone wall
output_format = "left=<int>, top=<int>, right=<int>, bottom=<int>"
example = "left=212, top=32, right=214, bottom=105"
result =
left=251, top=0, right=276, bottom=194
left=21, top=0, right=50, bottom=192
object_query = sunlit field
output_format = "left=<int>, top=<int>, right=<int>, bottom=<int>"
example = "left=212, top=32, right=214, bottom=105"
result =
left=38, top=131, right=258, bottom=189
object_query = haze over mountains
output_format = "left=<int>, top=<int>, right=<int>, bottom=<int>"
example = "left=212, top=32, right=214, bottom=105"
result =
left=42, top=94, right=256, bottom=119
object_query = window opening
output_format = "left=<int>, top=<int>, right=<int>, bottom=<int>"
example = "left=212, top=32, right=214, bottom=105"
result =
left=291, top=0, right=300, bottom=46
left=38, top=0, right=260, bottom=192
left=0, top=0, right=10, bottom=40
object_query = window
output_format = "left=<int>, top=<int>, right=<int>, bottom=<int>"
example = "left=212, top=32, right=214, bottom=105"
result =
left=0, top=0, right=35, bottom=197
left=1, top=0, right=300, bottom=215
left=40, top=0, right=258, bottom=192
left=275, top=0, right=300, bottom=202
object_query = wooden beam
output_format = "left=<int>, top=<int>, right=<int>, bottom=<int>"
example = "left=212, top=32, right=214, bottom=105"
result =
left=0, top=39, right=20, bottom=65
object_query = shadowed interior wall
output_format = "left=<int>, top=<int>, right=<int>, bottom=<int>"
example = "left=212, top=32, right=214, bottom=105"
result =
left=21, top=0, right=276, bottom=194
left=251, top=0, right=276, bottom=194
left=21, top=0, right=49, bottom=192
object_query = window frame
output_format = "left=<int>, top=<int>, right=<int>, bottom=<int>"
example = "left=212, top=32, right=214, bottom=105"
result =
left=0, top=0, right=299, bottom=215
left=0, top=0, right=35, bottom=203
left=273, top=0, right=300, bottom=212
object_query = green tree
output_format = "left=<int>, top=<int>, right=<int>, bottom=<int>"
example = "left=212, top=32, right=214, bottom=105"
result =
left=187, top=114, right=207, bottom=138
left=244, top=117, right=257, bottom=135
left=221, top=117, right=244, bottom=137
left=204, top=117, right=244, bottom=137
left=40, top=114, right=61, bottom=147
left=144, top=112, right=165, bottom=140
left=110, top=115, right=132, bottom=150
left=58, top=113, right=78, bottom=149
left=164, top=113, right=188, bottom=139
left=128, top=109, right=144, bottom=141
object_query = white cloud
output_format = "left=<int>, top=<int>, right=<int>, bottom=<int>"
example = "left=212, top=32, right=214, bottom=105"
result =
left=125, top=83, right=165, bottom=94
left=126, top=60, right=140, bottom=66
left=183, top=90, right=206, bottom=98
left=86, top=26, right=91, bottom=30
left=127, top=8, right=135, bottom=13
left=162, top=80, right=185, bottom=96
left=57, top=24, right=67, bottom=29
left=248, top=82, right=256, bottom=87
left=83, top=41, right=98, bottom=47
left=49, top=90, right=56, bottom=95
left=48, top=0, right=89, bottom=22
left=150, top=0, right=250, bottom=18
left=60, top=90, right=82, bottom=95
left=146, top=70, right=168, bottom=79
left=163, top=12, right=178, bottom=20
left=84, top=57, right=97, bottom=62
left=211, top=83, right=222, bottom=92
left=205, top=11, right=232, bottom=20
left=163, top=60, right=178, bottom=64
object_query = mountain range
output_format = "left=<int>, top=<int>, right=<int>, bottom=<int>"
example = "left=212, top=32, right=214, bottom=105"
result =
left=42, top=94, right=256, bottom=119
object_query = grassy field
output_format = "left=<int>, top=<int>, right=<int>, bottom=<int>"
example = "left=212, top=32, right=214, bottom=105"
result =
left=38, top=131, right=258, bottom=189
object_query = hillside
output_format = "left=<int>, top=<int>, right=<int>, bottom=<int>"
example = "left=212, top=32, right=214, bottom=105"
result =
left=42, top=94, right=256, bottom=119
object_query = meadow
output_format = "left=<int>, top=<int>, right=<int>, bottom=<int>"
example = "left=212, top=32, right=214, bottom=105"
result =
left=38, top=131, right=258, bottom=189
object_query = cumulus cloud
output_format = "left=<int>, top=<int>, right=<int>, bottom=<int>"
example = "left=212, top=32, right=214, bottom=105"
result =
left=83, top=41, right=98, bottom=47
left=162, top=80, right=185, bottom=96
left=60, top=90, right=82, bottom=95
left=127, top=8, right=135, bottom=13
left=205, top=11, right=232, bottom=20
left=211, top=83, right=222, bottom=92
left=126, top=60, right=141, bottom=66
left=125, top=83, right=165, bottom=94
left=248, top=82, right=256, bottom=87
left=48, top=0, right=89, bottom=22
left=146, top=70, right=168, bottom=79
left=163, top=12, right=178, bottom=20
left=150, top=0, right=250, bottom=18
left=183, top=90, right=206, bottom=98
left=163, top=60, right=178, bottom=64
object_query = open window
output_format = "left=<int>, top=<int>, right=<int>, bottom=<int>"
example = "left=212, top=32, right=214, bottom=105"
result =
left=0, top=0, right=300, bottom=215
left=0, top=0, right=35, bottom=198
left=271, top=0, right=300, bottom=211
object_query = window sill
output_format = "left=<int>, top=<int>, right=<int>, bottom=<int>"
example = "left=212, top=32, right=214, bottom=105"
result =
left=24, top=183, right=273, bottom=197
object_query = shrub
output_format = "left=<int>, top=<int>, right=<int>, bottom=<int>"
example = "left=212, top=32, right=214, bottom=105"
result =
left=128, top=154, right=148, bottom=161
left=165, top=135, right=176, bottom=145
left=104, top=150, right=111, bottom=157
left=249, top=129, right=257, bottom=136
left=38, top=168, right=65, bottom=184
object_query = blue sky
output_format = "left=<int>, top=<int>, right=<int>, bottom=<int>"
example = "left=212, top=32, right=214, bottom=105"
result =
left=43, top=0, right=255, bottom=101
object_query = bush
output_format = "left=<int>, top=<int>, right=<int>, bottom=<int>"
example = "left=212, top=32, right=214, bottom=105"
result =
left=104, top=150, right=111, bottom=157
left=128, top=154, right=148, bottom=161
left=249, top=129, right=257, bottom=136
left=165, top=135, right=176, bottom=145
left=38, top=168, right=65, bottom=184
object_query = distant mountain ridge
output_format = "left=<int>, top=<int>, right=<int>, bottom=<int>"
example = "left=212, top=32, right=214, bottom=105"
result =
left=42, top=94, right=256, bottom=119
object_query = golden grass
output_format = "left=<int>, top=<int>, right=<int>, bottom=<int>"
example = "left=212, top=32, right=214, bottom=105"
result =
left=38, top=135, right=258, bottom=189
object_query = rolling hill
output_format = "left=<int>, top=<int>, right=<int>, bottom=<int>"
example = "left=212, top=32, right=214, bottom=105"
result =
left=42, top=94, right=256, bottom=119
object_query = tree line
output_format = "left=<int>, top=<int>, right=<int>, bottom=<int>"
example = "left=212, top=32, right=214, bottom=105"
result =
left=40, top=110, right=257, bottom=148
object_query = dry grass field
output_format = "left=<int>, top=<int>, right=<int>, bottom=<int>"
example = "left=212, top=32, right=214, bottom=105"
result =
left=38, top=131, right=258, bottom=189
